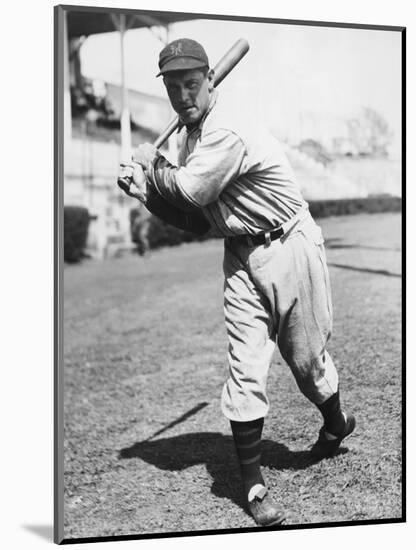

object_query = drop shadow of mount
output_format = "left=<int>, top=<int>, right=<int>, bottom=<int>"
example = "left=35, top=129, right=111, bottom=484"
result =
left=119, top=432, right=347, bottom=513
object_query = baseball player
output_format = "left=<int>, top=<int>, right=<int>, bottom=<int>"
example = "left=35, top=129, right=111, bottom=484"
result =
left=118, top=38, right=356, bottom=527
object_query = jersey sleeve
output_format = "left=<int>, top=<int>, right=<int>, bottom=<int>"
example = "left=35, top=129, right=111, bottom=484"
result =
left=147, top=128, right=247, bottom=211
left=145, top=186, right=210, bottom=235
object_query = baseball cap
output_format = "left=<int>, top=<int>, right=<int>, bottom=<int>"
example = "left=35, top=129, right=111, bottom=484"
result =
left=157, top=38, right=209, bottom=76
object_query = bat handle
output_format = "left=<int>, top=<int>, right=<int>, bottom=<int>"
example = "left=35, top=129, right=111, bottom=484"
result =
left=117, top=177, right=131, bottom=193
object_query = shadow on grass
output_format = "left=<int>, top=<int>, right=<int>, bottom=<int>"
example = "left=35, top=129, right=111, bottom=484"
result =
left=328, top=262, right=401, bottom=278
left=325, top=238, right=401, bottom=253
left=324, top=238, right=401, bottom=278
left=119, top=432, right=332, bottom=513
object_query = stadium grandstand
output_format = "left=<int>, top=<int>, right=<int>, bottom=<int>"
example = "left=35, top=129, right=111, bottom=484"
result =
left=62, top=7, right=196, bottom=258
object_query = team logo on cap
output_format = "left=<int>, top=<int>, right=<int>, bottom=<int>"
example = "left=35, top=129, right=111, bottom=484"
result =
left=169, top=42, right=183, bottom=56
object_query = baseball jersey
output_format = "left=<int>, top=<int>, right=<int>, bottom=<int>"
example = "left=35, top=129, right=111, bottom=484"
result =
left=147, top=90, right=308, bottom=237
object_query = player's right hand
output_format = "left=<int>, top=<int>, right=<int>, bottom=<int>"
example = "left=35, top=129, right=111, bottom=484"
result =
left=118, top=163, right=147, bottom=203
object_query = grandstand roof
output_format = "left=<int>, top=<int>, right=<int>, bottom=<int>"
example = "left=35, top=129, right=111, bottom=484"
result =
left=66, top=7, right=197, bottom=38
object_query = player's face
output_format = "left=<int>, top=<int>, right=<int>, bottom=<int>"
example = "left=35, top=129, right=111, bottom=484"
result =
left=163, top=68, right=214, bottom=126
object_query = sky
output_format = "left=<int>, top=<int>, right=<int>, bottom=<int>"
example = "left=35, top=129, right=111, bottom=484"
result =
left=80, top=17, right=402, bottom=156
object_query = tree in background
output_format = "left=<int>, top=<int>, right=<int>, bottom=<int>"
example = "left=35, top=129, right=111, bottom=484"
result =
left=298, top=139, right=333, bottom=166
left=347, top=107, right=393, bottom=157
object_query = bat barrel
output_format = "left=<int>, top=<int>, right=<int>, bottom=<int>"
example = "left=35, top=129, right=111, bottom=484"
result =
left=212, top=38, right=250, bottom=88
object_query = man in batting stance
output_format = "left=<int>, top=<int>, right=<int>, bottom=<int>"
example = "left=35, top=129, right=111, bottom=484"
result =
left=118, top=38, right=356, bottom=527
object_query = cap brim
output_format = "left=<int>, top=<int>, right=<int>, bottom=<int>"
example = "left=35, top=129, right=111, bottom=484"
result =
left=156, top=58, right=208, bottom=77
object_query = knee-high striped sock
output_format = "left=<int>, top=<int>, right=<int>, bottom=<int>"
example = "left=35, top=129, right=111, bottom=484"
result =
left=230, top=418, right=265, bottom=499
left=316, top=391, right=346, bottom=436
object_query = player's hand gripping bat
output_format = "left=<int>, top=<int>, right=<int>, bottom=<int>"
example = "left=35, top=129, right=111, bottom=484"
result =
left=117, top=38, right=250, bottom=195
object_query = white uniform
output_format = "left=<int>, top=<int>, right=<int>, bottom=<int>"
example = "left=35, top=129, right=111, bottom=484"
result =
left=146, top=90, right=339, bottom=421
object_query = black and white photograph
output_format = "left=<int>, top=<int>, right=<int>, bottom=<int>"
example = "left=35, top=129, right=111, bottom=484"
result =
left=55, top=3, right=404, bottom=544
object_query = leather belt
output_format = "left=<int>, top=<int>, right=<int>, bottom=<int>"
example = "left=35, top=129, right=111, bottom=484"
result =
left=246, top=227, right=284, bottom=247
left=231, top=207, right=311, bottom=248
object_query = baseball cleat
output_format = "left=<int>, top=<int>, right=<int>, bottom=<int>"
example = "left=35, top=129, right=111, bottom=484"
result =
left=247, top=487, right=286, bottom=526
left=310, top=413, right=356, bottom=460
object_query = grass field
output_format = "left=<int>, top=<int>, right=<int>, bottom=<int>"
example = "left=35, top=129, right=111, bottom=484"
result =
left=63, top=212, right=402, bottom=539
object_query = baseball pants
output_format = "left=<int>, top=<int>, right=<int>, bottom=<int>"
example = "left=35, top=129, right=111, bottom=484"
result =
left=221, top=212, right=339, bottom=422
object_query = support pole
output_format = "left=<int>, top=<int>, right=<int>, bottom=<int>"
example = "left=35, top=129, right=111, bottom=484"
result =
left=118, top=13, right=132, bottom=161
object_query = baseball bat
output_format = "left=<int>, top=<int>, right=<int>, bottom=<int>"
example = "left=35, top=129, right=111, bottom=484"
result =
left=118, top=38, right=249, bottom=192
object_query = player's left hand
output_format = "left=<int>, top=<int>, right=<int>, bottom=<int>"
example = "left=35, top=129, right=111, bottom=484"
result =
left=132, top=143, right=159, bottom=171
left=118, top=162, right=147, bottom=203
